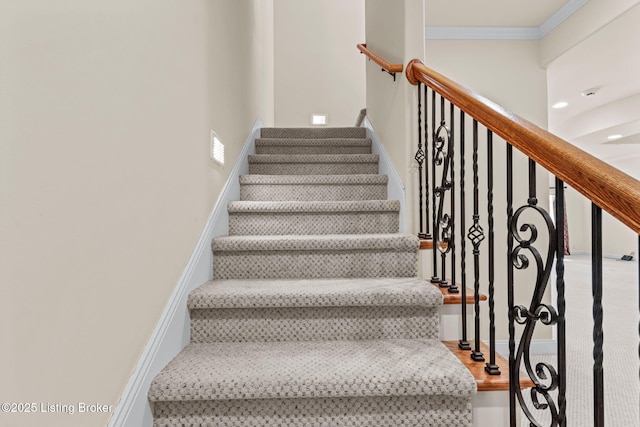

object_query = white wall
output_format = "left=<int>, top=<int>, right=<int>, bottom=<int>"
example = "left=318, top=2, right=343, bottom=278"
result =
left=274, top=0, right=366, bottom=127
left=0, top=1, right=273, bottom=426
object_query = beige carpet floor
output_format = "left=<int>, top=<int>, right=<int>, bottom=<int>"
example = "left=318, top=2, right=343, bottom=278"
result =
left=523, top=254, right=639, bottom=426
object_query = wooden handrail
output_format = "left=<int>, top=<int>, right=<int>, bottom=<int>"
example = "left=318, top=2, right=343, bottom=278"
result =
left=406, top=59, right=640, bottom=235
left=357, top=44, right=403, bottom=76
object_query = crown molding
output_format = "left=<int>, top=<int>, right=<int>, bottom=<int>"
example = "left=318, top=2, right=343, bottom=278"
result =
left=539, top=0, right=590, bottom=37
left=425, top=26, right=540, bottom=40
left=426, top=0, right=590, bottom=41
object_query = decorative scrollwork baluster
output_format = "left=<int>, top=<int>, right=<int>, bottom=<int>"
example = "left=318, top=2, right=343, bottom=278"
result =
left=510, top=159, right=560, bottom=426
left=433, top=97, right=456, bottom=294
left=431, top=89, right=439, bottom=285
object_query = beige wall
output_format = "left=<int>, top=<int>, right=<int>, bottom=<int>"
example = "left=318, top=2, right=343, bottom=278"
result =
left=426, top=41, right=548, bottom=128
left=274, top=0, right=366, bottom=127
left=365, top=0, right=425, bottom=230
left=0, top=1, right=272, bottom=426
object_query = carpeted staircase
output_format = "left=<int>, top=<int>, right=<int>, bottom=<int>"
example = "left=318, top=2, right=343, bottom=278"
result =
left=148, top=127, right=477, bottom=426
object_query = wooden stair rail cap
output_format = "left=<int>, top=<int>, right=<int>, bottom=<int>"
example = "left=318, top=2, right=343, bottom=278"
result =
left=406, top=59, right=640, bottom=235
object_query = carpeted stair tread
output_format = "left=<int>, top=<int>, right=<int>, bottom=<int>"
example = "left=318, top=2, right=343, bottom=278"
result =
left=248, top=154, right=379, bottom=175
left=239, top=175, right=388, bottom=201
left=188, top=277, right=443, bottom=309
left=228, top=199, right=399, bottom=214
left=239, top=174, right=387, bottom=185
left=249, top=154, right=378, bottom=163
left=227, top=199, right=400, bottom=236
left=261, top=127, right=366, bottom=139
left=148, top=339, right=477, bottom=402
left=228, top=200, right=399, bottom=235
left=255, top=138, right=372, bottom=154
left=211, top=234, right=419, bottom=279
left=211, top=233, right=418, bottom=252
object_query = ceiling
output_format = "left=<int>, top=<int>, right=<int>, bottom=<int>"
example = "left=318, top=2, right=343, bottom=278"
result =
left=426, top=0, right=640, bottom=166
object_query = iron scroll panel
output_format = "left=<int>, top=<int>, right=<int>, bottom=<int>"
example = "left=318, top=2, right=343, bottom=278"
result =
left=432, top=99, right=457, bottom=294
left=510, top=200, right=561, bottom=427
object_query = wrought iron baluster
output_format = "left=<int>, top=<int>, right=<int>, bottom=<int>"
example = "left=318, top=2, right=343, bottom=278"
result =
left=424, top=84, right=431, bottom=237
left=592, top=203, right=604, bottom=427
left=529, top=158, right=537, bottom=205
left=511, top=158, right=560, bottom=426
left=459, top=111, right=470, bottom=351
left=469, top=119, right=485, bottom=362
left=507, top=144, right=516, bottom=426
left=433, top=96, right=454, bottom=292
left=415, top=82, right=427, bottom=239
left=431, top=89, right=439, bottom=284
left=437, top=96, right=449, bottom=290
left=485, top=130, right=500, bottom=375
left=449, top=103, right=459, bottom=294
left=555, top=178, right=567, bottom=427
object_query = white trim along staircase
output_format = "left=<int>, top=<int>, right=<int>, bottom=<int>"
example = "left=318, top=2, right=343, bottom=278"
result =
left=148, top=127, right=478, bottom=426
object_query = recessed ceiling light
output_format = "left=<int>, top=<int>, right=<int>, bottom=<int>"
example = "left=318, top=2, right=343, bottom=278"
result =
left=607, top=134, right=623, bottom=140
left=552, top=102, right=568, bottom=109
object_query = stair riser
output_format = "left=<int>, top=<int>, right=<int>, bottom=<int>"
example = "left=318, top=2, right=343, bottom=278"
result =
left=256, top=145, right=371, bottom=154
left=261, top=127, right=367, bottom=139
left=153, top=395, right=473, bottom=427
left=248, top=162, right=378, bottom=175
left=190, top=306, right=439, bottom=342
left=212, top=250, right=417, bottom=279
left=240, top=184, right=387, bottom=201
left=228, top=212, right=399, bottom=235
left=255, top=138, right=372, bottom=155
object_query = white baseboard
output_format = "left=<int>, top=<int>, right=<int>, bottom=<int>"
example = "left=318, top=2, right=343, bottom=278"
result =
left=495, top=340, right=557, bottom=357
left=108, top=118, right=263, bottom=427
left=362, top=117, right=407, bottom=232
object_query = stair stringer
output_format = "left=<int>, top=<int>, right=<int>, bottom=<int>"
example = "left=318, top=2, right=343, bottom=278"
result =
left=108, top=118, right=263, bottom=427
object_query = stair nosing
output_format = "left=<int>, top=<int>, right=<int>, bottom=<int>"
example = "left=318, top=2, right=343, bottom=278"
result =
left=227, top=200, right=400, bottom=213
left=248, top=154, right=379, bottom=163
left=239, top=174, right=388, bottom=184
left=260, top=127, right=367, bottom=139
left=256, top=138, right=372, bottom=146
left=188, top=277, right=443, bottom=309
left=212, top=233, right=419, bottom=252
left=148, top=339, right=477, bottom=402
